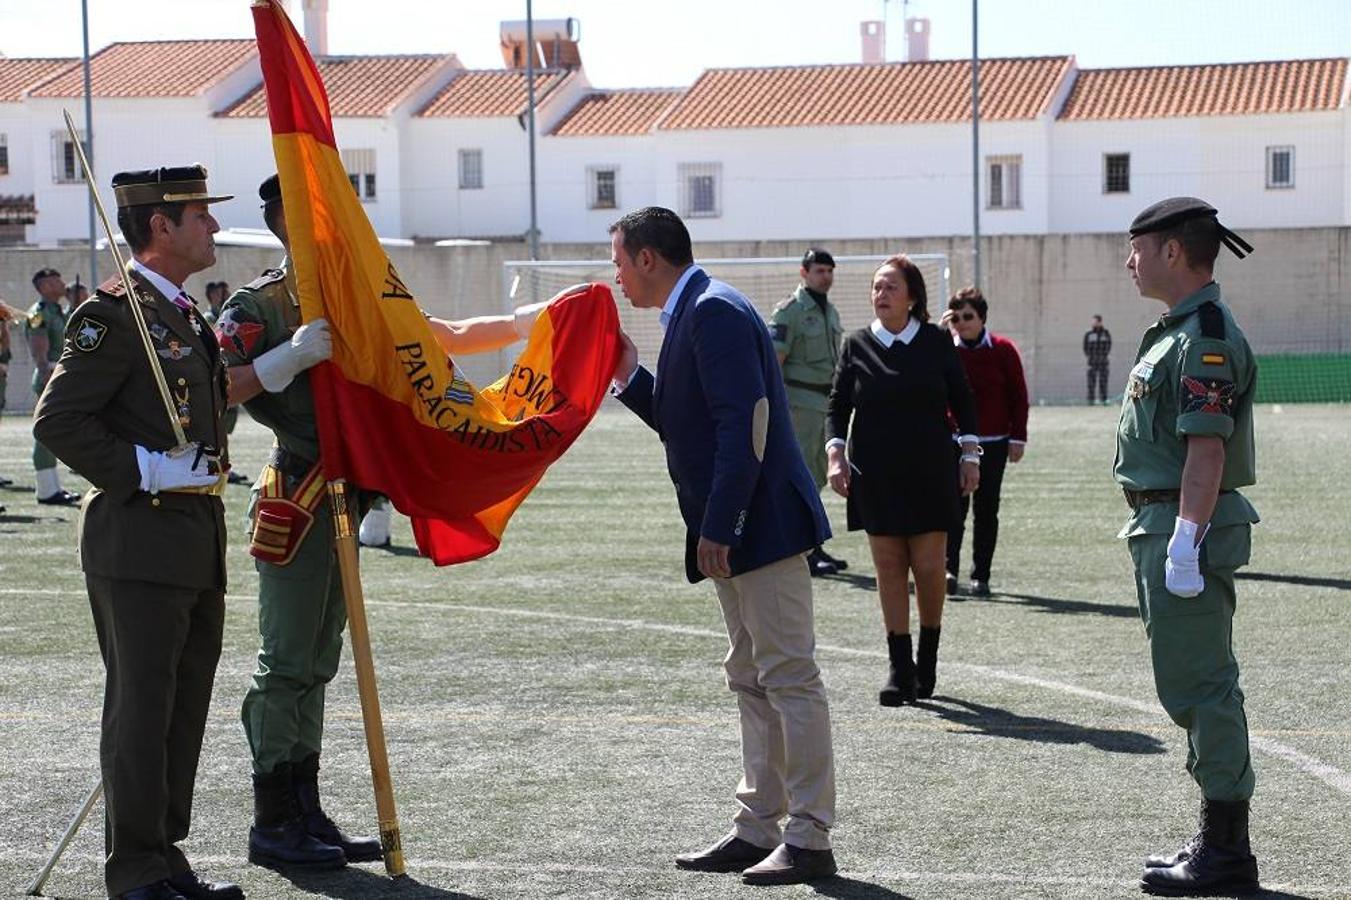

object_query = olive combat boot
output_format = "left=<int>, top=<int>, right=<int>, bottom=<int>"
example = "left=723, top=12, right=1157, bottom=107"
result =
left=294, top=753, right=384, bottom=863
left=1140, top=799, right=1259, bottom=896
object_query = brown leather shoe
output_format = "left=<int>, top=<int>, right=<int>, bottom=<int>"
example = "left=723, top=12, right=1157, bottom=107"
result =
left=741, top=843, right=838, bottom=885
left=675, top=833, right=775, bottom=872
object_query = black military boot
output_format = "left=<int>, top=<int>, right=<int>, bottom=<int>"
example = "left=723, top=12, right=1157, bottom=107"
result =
left=294, top=753, right=384, bottom=863
left=1139, top=799, right=1259, bottom=896
left=248, top=764, right=347, bottom=870
left=915, top=625, right=941, bottom=700
left=878, top=632, right=917, bottom=707
left=1144, top=805, right=1202, bottom=869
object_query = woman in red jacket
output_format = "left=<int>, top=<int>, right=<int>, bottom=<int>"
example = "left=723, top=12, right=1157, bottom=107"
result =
left=941, top=287, right=1029, bottom=597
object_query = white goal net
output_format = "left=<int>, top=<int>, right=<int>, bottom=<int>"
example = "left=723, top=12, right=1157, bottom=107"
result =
left=503, top=254, right=951, bottom=375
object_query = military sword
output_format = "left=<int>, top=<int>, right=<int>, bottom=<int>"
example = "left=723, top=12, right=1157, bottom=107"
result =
left=63, top=109, right=188, bottom=448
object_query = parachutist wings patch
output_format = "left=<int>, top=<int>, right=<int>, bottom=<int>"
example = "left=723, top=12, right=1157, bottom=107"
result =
left=1181, top=375, right=1235, bottom=416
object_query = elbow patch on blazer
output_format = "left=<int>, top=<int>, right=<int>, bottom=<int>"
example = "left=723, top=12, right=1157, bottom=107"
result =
left=751, top=397, right=769, bottom=461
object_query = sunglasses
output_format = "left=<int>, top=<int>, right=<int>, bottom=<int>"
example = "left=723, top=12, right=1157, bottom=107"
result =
left=949, top=311, right=979, bottom=322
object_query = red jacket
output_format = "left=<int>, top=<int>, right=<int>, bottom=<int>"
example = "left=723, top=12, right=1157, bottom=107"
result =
left=952, top=330, right=1029, bottom=442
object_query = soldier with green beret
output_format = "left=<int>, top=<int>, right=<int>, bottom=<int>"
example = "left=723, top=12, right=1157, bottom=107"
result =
left=1116, top=197, right=1262, bottom=897
left=220, top=173, right=553, bottom=872
left=770, top=248, right=846, bottom=576
left=34, top=164, right=241, bottom=900
left=26, top=267, right=81, bottom=505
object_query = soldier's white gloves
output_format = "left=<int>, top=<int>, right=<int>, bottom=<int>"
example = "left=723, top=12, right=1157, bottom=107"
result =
left=1165, top=516, right=1208, bottom=598
left=512, top=301, right=550, bottom=339
left=135, top=443, right=221, bottom=494
left=253, top=318, right=332, bottom=392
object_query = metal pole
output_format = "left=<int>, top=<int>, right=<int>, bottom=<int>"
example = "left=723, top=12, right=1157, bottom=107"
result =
left=525, top=0, right=539, bottom=260
left=970, top=0, right=981, bottom=290
left=81, top=0, right=97, bottom=287
left=26, top=780, right=102, bottom=896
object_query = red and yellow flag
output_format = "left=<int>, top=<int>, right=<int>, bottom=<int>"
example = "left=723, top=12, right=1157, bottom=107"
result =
left=252, top=0, right=621, bottom=564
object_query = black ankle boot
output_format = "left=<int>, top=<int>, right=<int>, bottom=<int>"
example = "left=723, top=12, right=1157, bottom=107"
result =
left=248, top=764, right=347, bottom=870
left=916, top=625, right=941, bottom=699
left=294, top=753, right=384, bottom=863
left=1140, top=798, right=1260, bottom=896
left=879, top=632, right=917, bottom=707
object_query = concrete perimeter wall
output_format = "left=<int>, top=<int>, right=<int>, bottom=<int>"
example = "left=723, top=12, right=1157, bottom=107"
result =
left=3, top=227, right=1348, bottom=414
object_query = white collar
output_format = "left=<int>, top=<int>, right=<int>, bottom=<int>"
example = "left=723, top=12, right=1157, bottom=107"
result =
left=869, top=317, right=921, bottom=348
left=129, top=258, right=183, bottom=303
left=659, top=264, right=702, bottom=331
left=953, top=328, right=993, bottom=349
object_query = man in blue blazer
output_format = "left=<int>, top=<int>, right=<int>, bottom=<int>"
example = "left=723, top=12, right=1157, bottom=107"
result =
left=608, top=207, right=838, bottom=886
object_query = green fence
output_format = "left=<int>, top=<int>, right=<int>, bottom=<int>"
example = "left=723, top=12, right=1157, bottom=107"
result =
left=1254, top=352, right=1351, bottom=403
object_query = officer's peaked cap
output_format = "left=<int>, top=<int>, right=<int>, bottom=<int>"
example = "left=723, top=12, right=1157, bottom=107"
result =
left=111, top=165, right=232, bottom=209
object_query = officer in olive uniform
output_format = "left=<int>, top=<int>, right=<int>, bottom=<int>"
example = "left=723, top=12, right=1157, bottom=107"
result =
left=221, top=174, right=546, bottom=872
left=26, top=267, right=81, bottom=505
left=1115, top=198, right=1261, bottom=897
left=770, top=248, right=846, bottom=576
left=34, top=166, right=242, bottom=900
left=202, top=283, right=247, bottom=484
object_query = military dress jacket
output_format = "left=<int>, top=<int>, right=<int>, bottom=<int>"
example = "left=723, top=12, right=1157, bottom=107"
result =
left=1113, top=281, right=1259, bottom=539
left=769, top=285, right=843, bottom=413
left=33, top=265, right=228, bottom=591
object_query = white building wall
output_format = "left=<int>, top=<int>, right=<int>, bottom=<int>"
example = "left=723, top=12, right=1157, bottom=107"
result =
left=0, top=101, right=40, bottom=236
left=536, top=133, right=661, bottom=242
left=1049, top=111, right=1346, bottom=234
left=404, top=116, right=531, bottom=239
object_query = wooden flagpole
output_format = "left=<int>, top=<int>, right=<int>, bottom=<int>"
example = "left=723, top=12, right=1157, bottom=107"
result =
left=327, top=479, right=405, bottom=877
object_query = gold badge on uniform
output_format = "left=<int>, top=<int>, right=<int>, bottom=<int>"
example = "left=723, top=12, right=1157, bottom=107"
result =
left=1127, top=360, right=1155, bottom=399
left=157, top=339, right=193, bottom=361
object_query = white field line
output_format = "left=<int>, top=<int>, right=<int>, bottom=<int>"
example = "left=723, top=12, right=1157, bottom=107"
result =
left=5, top=589, right=1349, bottom=797
left=368, top=599, right=1351, bottom=798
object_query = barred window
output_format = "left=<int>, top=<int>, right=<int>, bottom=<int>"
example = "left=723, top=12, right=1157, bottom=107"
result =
left=1266, top=146, right=1294, bottom=189
left=51, top=129, right=85, bottom=184
left=341, top=148, right=377, bottom=201
left=986, top=154, right=1021, bottom=210
left=587, top=166, right=617, bottom=210
left=458, top=148, right=483, bottom=190
left=678, top=162, right=721, bottom=218
left=0, top=134, right=8, bottom=175
left=1103, top=153, right=1130, bottom=193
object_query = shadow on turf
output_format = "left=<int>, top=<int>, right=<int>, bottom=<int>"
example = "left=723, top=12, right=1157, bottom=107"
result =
left=361, top=543, right=425, bottom=559
left=917, top=697, right=1166, bottom=755
left=273, top=866, right=485, bottom=899
left=964, top=590, right=1138, bottom=619
left=813, top=875, right=915, bottom=899
left=1237, top=571, right=1351, bottom=592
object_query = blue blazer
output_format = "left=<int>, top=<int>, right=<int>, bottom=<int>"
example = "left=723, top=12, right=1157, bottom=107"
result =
left=619, top=268, right=831, bottom=584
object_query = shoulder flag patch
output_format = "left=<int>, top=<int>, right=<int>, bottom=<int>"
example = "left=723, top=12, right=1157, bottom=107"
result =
left=1201, top=352, right=1226, bottom=366
left=73, top=318, right=108, bottom=353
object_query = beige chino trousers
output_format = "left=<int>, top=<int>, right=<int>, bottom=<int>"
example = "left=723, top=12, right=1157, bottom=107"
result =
left=712, top=553, right=836, bottom=851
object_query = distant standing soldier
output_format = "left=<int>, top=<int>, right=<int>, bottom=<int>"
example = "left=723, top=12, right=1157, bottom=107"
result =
left=26, top=268, right=81, bottom=504
left=0, top=299, right=14, bottom=499
left=34, top=165, right=241, bottom=900
left=1084, top=313, right=1112, bottom=404
left=1116, top=197, right=1261, bottom=897
left=770, top=248, right=847, bottom=576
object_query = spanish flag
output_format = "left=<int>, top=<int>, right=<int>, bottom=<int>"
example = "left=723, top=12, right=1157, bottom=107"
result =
left=252, top=0, right=621, bottom=564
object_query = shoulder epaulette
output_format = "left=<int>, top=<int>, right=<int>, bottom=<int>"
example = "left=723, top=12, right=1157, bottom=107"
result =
left=243, top=268, right=287, bottom=292
left=95, top=276, right=128, bottom=302
left=1197, top=302, right=1225, bottom=340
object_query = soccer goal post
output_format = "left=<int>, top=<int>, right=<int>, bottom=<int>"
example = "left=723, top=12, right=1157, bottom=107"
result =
left=503, top=254, right=951, bottom=374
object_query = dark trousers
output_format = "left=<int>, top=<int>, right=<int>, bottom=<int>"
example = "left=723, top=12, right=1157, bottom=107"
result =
left=87, top=576, right=224, bottom=896
left=947, top=438, right=1010, bottom=582
left=1087, top=363, right=1109, bottom=403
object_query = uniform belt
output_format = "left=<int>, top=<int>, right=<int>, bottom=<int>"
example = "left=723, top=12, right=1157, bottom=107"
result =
left=785, top=378, right=831, bottom=396
left=161, top=478, right=226, bottom=497
left=270, top=446, right=318, bottom=483
left=1123, top=488, right=1233, bottom=511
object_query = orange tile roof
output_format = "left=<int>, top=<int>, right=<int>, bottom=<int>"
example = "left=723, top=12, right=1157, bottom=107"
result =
left=0, top=58, right=77, bottom=102
left=656, top=57, right=1073, bottom=130
left=550, top=89, right=684, bottom=136
left=220, top=54, right=452, bottom=118
left=1059, top=58, right=1348, bottom=120
left=28, top=40, right=256, bottom=99
left=417, top=69, right=572, bottom=118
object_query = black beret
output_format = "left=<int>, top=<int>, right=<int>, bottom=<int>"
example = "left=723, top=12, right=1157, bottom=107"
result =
left=1129, top=196, right=1253, bottom=259
left=802, top=247, right=835, bottom=269
left=111, top=164, right=232, bottom=208
left=259, top=173, right=282, bottom=206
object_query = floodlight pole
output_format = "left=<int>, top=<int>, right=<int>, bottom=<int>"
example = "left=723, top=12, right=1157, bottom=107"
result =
left=525, top=0, right=540, bottom=261
left=81, top=0, right=97, bottom=286
left=970, top=0, right=981, bottom=290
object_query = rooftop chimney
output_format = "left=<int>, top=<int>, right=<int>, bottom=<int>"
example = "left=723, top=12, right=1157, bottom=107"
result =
left=905, top=17, right=930, bottom=63
left=500, top=18, right=582, bottom=70
left=860, top=20, right=885, bottom=64
left=302, top=0, right=329, bottom=56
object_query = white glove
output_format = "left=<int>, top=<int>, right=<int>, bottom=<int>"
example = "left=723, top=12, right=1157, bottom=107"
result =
left=512, top=300, right=550, bottom=339
left=1164, top=516, right=1208, bottom=598
left=253, top=318, right=332, bottom=392
left=135, top=443, right=221, bottom=494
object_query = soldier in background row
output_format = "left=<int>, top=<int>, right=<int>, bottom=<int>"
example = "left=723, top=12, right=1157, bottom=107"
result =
left=26, top=268, right=81, bottom=505
left=1084, top=313, right=1112, bottom=405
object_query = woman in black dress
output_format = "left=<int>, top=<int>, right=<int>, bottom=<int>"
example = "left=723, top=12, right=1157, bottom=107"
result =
left=825, top=254, right=980, bottom=705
